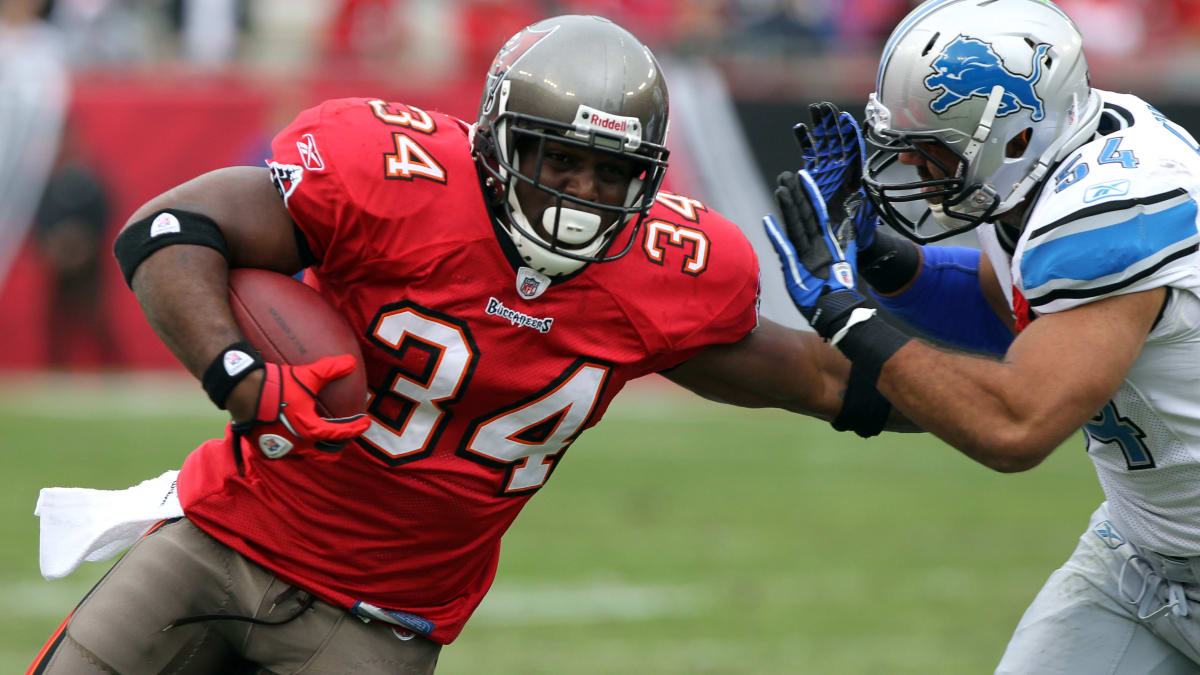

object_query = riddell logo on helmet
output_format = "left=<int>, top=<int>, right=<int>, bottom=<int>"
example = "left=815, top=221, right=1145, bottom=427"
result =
left=574, top=105, right=643, bottom=148
left=588, top=114, right=627, bottom=132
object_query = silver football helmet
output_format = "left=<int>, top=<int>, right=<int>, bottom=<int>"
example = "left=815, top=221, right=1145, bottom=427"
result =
left=473, top=15, right=670, bottom=276
left=863, top=0, right=1103, bottom=243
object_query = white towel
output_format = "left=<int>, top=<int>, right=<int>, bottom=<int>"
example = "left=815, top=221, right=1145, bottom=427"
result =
left=34, top=470, right=184, bottom=580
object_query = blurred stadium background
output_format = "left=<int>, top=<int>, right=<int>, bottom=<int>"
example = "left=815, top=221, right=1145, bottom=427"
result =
left=0, top=0, right=1192, bottom=671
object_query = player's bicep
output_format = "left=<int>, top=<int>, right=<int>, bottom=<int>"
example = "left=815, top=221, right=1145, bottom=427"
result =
left=664, top=318, right=847, bottom=419
left=126, top=166, right=304, bottom=274
left=1003, top=287, right=1166, bottom=433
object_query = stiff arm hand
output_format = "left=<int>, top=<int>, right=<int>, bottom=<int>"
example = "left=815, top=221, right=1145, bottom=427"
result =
left=763, top=169, right=909, bottom=437
left=794, top=102, right=879, bottom=248
left=763, top=170, right=866, bottom=343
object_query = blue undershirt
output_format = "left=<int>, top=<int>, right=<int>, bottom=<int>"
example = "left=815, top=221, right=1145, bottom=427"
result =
left=872, top=245, right=1013, bottom=355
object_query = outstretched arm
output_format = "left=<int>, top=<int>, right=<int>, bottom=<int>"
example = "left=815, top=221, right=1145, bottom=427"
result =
left=664, top=318, right=919, bottom=432
left=664, top=319, right=847, bottom=418
left=763, top=165, right=1163, bottom=471
left=876, top=288, right=1162, bottom=470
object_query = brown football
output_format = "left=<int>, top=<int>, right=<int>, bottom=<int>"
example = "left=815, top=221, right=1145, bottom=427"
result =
left=227, top=268, right=367, bottom=418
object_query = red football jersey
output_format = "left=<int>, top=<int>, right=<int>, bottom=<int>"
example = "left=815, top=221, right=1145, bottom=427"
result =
left=178, top=97, right=759, bottom=643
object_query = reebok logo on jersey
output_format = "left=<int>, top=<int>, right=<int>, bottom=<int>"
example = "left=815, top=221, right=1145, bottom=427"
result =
left=1084, top=179, right=1131, bottom=204
left=486, top=297, right=554, bottom=334
left=223, top=350, right=256, bottom=376
left=1092, top=520, right=1126, bottom=550
left=297, top=133, right=325, bottom=171
left=150, top=213, right=181, bottom=237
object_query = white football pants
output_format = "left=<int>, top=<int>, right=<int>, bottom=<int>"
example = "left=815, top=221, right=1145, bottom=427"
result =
left=996, top=503, right=1200, bottom=674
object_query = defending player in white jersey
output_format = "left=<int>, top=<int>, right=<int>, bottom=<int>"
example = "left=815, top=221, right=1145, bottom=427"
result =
left=763, top=0, right=1200, bottom=672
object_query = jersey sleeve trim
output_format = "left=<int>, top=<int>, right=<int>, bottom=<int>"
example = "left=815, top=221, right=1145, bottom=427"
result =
left=1028, top=245, right=1197, bottom=307
left=1103, top=102, right=1135, bottom=129
left=1022, top=189, right=1199, bottom=307
left=1028, top=188, right=1188, bottom=240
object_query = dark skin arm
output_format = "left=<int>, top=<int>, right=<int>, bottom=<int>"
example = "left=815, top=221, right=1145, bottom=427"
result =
left=664, top=319, right=847, bottom=418
left=122, top=167, right=301, bottom=422
left=665, top=319, right=918, bottom=431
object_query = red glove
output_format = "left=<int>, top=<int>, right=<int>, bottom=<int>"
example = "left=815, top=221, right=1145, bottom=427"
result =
left=232, top=355, right=370, bottom=461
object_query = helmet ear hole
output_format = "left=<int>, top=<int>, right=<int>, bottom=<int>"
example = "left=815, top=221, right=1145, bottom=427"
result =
left=1006, top=128, right=1033, bottom=159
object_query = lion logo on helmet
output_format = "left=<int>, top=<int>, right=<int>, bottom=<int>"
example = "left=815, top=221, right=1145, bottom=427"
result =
left=924, top=36, right=1049, bottom=121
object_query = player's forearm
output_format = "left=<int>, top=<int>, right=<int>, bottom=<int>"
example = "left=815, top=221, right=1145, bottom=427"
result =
left=663, top=321, right=846, bottom=420
left=741, top=326, right=848, bottom=419
left=130, top=244, right=265, bottom=421
left=876, top=342, right=1072, bottom=471
left=130, top=244, right=242, bottom=378
left=880, top=406, right=922, bottom=433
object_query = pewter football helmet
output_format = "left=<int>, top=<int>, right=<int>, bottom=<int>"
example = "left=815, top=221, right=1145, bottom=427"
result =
left=863, top=0, right=1103, bottom=243
left=473, top=15, right=670, bottom=276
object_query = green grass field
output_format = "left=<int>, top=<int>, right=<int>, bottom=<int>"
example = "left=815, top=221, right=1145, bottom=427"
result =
left=0, top=374, right=1103, bottom=674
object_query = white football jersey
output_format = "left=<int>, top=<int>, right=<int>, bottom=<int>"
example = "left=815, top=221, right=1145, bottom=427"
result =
left=979, top=90, right=1200, bottom=556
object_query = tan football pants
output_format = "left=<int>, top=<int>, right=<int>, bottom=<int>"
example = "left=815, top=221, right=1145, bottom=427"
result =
left=29, top=518, right=441, bottom=675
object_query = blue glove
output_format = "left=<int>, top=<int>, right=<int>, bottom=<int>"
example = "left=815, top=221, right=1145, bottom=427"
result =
left=794, top=102, right=879, bottom=249
left=763, top=170, right=866, bottom=338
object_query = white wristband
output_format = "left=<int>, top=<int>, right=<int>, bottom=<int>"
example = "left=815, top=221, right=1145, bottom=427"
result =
left=830, top=307, right=878, bottom=347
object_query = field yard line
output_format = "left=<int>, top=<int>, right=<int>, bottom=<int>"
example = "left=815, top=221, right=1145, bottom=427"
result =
left=4, top=578, right=708, bottom=625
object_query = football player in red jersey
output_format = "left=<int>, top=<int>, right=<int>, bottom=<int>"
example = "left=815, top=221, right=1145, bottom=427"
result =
left=30, top=15, right=891, bottom=675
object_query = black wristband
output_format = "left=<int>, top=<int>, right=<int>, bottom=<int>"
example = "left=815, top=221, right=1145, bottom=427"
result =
left=858, top=229, right=921, bottom=295
left=835, top=315, right=911, bottom=385
left=114, top=209, right=229, bottom=287
left=832, top=360, right=892, bottom=438
left=809, top=290, right=866, bottom=340
left=201, top=341, right=265, bottom=409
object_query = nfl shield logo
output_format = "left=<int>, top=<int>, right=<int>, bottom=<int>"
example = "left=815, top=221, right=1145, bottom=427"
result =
left=516, top=267, right=550, bottom=300
left=258, top=434, right=293, bottom=459
left=832, top=262, right=856, bottom=290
